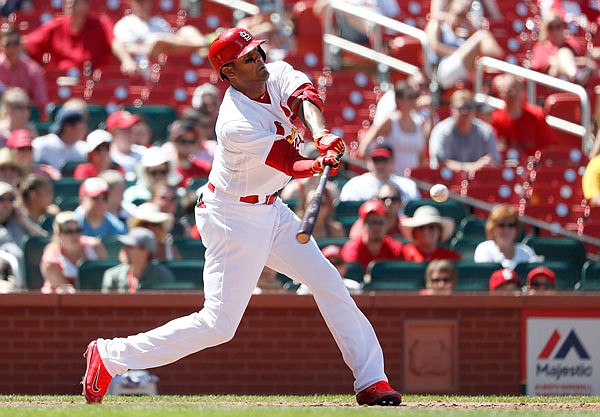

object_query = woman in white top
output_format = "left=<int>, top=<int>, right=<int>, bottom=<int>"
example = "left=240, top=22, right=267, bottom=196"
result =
left=358, top=81, right=425, bottom=176
left=474, top=204, right=538, bottom=270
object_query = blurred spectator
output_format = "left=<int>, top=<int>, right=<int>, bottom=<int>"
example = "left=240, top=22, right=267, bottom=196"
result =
left=101, top=227, right=175, bottom=293
left=18, top=173, right=58, bottom=229
left=349, top=182, right=404, bottom=239
left=124, top=146, right=182, bottom=205
left=162, top=120, right=211, bottom=187
left=474, top=204, right=539, bottom=269
left=590, top=128, right=600, bottom=159
left=0, top=181, right=47, bottom=286
left=74, top=129, right=123, bottom=179
left=0, top=26, right=47, bottom=107
left=489, top=268, right=521, bottom=292
left=7, top=129, right=60, bottom=179
left=531, top=11, right=596, bottom=84
left=149, top=182, right=188, bottom=237
left=425, top=0, right=503, bottom=90
left=0, top=147, right=24, bottom=187
left=114, top=0, right=208, bottom=62
left=0, top=255, right=17, bottom=293
left=130, top=115, right=152, bottom=148
left=582, top=152, right=600, bottom=207
left=491, top=73, right=558, bottom=152
left=24, top=0, right=137, bottom=75
left=0, top=86, right=37, bottom=145
left=341, top=199, right=404, bottom=270
left=191, top=83, right=221, bottom=139
left=40, top=211, right=108, bottom=294
left=430, top=0, right=501, bottom=21
left=252, top=266, right=286, bottom=294
left=358, top=81, right=426, bottom=174
left=400, top=205, right=461, bottom=262
left=420, top=259, right=458, bottom=295
left=98, top=169, right=136, bottom=222
left=340, top=144, right=420, bottom=202
left=297, top=245, right=362, bottom=295
left=128, top=202, right=181, bottom=261
left=170, top=110, right=217, bottom=163
left=525, top=266, right=556, bottom=293
left=32, top=106, right=88, bottom=171
left=295, top=185, right=346, bottom=240
left=107, top=110, right=145, bottom=180
left=74, top=177, right=127, bottom=238
left=429, top=89, right=500, bottom=173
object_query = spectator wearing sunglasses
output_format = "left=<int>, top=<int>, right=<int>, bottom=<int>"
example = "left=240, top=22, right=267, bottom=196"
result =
left=474, top=204, right=538, bottom=270
left=358, top=82, right=426, bottom=176
left=106, top=110, right=145, bottom=181
left=127, top=202, right=181, bottom=261
left=74, top=177, right=127, bottom=238
left=74, top=129, right=123, bottom=180
left=341, top=199, right=404, bottom=270
left=163, top=120, right=211, bottom=188
left=420, top=259, right=458, bottom=295
left=400, top=205, right=461, bottom=262
left=0, top=87, right=38, bottom=147
left=40, top=210, right=108, bottom=294
left=525, top=266, right=556, bottom=293
left=429, top=89, right=500, bottom=174
left=0, top=26, right=47, bottom=108
left=349, top=182, right=404, bottom=239
left=7, top=129, right=60, bottom=180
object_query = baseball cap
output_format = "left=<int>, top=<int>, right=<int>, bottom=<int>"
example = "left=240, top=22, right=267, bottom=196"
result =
left=86, top=129, right=112, bottom=153
left=369, top=144, right=393, bottom=160
left=0, top=181, right=15, bottom=197
left=7, top=129, right=33, bottom=149
left=489, top=268, right=520, bottom=291
left=79, top=177, right=109, bottom=198
left=527, top=266, right=556, bottom=286
left=117, top=227, right=157, bottom=254
left=106, top=110, right=141, bottom=132
left=358, top=199, right=387, bottom=221
left=50, top=107, right=85, bottom=134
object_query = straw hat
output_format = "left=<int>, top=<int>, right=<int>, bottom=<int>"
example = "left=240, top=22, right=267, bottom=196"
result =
left=400, top=205, right=455, bottom=242
left=128, top=202, right=174, bottom=234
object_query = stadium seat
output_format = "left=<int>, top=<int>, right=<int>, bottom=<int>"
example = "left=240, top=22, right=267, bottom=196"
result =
left=362, top=261, right=427, bottom=291
left=577, top=261, right=600, bottom=290
left=521, top=236, right=588, bottom=268
left=54, top=195, right=80, bottom=211
left=60, top=160, right=83, bottom=178
left=22, top=235, right=50, bottom=290
left=125, top=105, right=178, bottom=144
left=404, top=199, right=469, bottom=230
left=454, top=262, right=503, bottom=291
left=52, top=178, right=83, bottom=201
left=515, top=261, right=580, bottom=290
left=335, top=200, right=366, bottom=231
left=449, top=237, right=481, bottom=262
left=345, top=261, right=365, bottom=283
left=456, top=216, right=487, bottom=240
left=159, top=259, right=204, bottom=290
left=77, top=259, right=120, bottom=290
left=101, top=236, right=124, bottom=259
left=316, top=237, right=351, bottom=249
left=173, top=238, right=206, bottom=260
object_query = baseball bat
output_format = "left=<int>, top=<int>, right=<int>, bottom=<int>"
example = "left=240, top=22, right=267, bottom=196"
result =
left=296, top=165, right=331, bottom=244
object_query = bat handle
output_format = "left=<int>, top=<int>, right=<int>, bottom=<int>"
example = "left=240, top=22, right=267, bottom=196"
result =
left=295, top=165, right=331, bottom=244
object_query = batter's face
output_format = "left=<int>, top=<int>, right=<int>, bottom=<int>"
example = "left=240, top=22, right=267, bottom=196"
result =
left=223, top=49, right=269, bottom=84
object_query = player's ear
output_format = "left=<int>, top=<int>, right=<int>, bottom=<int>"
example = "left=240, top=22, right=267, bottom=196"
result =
left=221, top=64, right=235, bottom=80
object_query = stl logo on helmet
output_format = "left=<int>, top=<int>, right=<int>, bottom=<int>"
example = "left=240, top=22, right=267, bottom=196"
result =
left=239, top=31, right=252, bottom=41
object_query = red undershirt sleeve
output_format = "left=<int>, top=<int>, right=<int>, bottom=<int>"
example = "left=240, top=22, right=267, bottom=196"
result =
left=265, top=139, right=316, bottom=178
left=287, top=83, right=324, bottom=120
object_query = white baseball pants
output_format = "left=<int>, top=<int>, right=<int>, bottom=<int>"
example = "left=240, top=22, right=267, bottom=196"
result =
left=97, top=189, right=388, bottom=392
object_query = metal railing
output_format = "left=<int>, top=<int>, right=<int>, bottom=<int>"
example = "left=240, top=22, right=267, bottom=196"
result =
left=474, top=57, right=593, bottom=154
left=322, top=0, right=431, bottom=77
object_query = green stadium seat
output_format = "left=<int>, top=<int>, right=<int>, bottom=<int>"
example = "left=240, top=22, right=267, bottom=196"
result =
left=521, top=236, right=587, bottom=268
left=449, top=237, right=481, bottom=262
left=454, top=262, right=503, bottom=291
left=159, top=259, right=204, bottom=290
left=362, top=261, right=427, bottom=291
left=345, top=261, right=364, bottom=283
left=22, top=235, right=50, bottom=290
left=173, top=238, right=206, bottom=260
left=54, top=195, right=80, bottom=211
left=456, top=215, right=487, bottom=240
left=316, top=237, right=350, bottom=249
left=52, top=178, right=83, bottom=200
left=60, top=160, right=84, bottom=177
left=515, top=261, right=580, bottom=290
left=76, top=259, right=120, bottom=290
left=186, top=177, right=209, bottom=192
left=125, top=105, right=178, bottom=144
left=577, top=261, right=600, bottom=290
left=404, top=199, right=468, bottom=231
left=101, top=235, right=124, bottom=259
left=334, top=200, right=366, bottom=233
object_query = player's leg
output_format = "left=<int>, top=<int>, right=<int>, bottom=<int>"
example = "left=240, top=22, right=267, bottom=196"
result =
left=92, top=197, right=274, bottom=376
left=266, top=200, right=395, bottom=400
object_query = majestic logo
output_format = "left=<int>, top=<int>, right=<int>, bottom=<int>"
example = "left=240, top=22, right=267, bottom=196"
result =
left=538, top=329, right=590, bottom=360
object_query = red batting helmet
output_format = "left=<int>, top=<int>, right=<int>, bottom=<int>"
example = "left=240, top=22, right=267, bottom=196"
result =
left=208, top=28, right=267, bottom=80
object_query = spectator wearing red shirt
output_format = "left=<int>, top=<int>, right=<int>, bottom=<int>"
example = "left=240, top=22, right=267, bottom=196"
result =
left=400, top=205, right=461, bottom=262
left=24, top=0, right=136, bottom=75
left=491, top=73, right=558, bottom=152
left=164, top=120, right=211, bottom=187
left=0, top=26, right=47, bottom=107
left=74, top=129, right=123, bottom=180
left=341, top=199, right=404, bottom=270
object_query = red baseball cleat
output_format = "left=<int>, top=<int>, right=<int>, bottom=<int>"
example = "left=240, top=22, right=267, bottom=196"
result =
left=82, top=340, right=112, bottom=404
left=356, top=380, right=402, bottom=406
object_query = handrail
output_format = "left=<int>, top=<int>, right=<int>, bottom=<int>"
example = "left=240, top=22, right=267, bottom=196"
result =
left=474, top=57, right=592, bottom=154
left=323, top=0, right=431, bottom=77
left=206, top=0, right=260, bottom=16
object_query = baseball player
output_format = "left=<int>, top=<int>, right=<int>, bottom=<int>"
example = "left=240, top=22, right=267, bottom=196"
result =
left=82, top=27, right=401, bottom=406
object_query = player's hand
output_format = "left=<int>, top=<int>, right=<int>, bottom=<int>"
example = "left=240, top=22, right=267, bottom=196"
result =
left=310, top=151, right=342, bottom=176
left=314, top=130, right=346, bottom=157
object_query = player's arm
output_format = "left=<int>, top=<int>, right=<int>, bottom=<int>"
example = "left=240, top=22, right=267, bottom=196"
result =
left=265, top=139, right=341, bottom=178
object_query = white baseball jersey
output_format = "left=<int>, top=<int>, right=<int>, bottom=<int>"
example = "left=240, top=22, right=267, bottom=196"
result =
left=209, top=61, right=310, bottom=197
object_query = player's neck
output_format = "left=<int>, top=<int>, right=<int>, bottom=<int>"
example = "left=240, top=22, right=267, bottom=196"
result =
left=231, top=80, right=267, bottom=101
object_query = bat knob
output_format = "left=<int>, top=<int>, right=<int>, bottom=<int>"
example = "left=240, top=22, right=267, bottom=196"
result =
left=296, top=232, right=310, bottom=244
